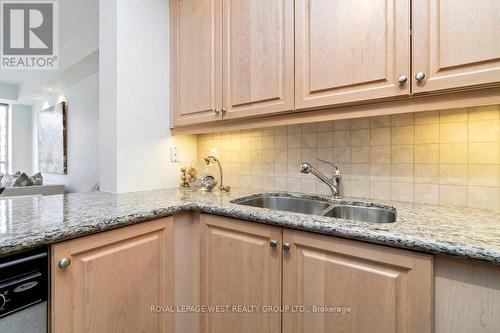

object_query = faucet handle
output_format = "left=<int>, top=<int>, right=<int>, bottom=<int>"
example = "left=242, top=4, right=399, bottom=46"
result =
left=317, top=159, right=341, bottom=177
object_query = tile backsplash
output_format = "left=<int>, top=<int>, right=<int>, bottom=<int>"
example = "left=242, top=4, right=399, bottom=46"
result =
left=197, top=105, right=500, bottom=211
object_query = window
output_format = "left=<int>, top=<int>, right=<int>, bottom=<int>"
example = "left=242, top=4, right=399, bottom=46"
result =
left=0, top=104, right=8, bottom=174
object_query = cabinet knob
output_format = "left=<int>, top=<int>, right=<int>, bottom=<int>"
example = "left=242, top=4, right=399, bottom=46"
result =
left=214, top=108, right=221, bottom=114
left=221, top=107, right=226, bottom=114
left=269, top=240, right=278, bottom=248
left=415, top=72, right=426, bottom=81
left=58, top=257, right=71, bottom=269
left=282, top=242, right=290, bottom=251
left=398, top=75, right=408, bottom=84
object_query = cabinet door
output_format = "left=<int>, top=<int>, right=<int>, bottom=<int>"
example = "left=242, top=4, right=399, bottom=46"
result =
left=200, top=214, right=282, bottom=333
left=413, top=0, right=500, bottom=93
left=283, top=229, right=432, bottom=333
left=222, top=0, right=294, bottom=120
left=51, top=218, right=173, bottom=333
left=170, top=0, right=222, bottom=126
left=295, top=0, right=410, bottom=110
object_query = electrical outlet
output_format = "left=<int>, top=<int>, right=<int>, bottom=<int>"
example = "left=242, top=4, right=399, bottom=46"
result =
left=210, top=148, right=217, bottom=156
left=170, top=146, right=178, bottom=162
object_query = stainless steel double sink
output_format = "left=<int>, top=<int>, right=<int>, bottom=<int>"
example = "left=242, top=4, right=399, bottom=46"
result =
left=231, top=194, right=396, bottom=223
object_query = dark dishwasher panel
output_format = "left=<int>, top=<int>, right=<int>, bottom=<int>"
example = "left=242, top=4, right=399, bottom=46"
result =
left=0, top=248, right=48, bottom=319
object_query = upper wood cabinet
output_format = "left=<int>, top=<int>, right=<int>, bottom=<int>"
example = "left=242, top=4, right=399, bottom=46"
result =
left=221, top=0, right=294, bottom=120
left=413, top=0, right=500, bottom=93
left=170, top=0, right=293, bottom=126
left=51, top=218, right=173, bottom=333
left=294, top=0, right=410, bottom=110
left=283, top=229, right=433, bottom=333
left=200, top=214, right=282, bottom=333
left=170, top=0, right=223, bottom=126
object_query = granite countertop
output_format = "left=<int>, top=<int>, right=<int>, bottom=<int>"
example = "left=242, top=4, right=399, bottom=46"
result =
left=0, top=188, right=499, bottom=263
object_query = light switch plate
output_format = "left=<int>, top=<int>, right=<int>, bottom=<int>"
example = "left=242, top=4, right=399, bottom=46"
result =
left=170, top=147, right=178, bottom=162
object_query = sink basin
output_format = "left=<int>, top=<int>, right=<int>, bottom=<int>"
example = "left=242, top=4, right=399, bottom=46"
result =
left=231, top=195, right=331, bottom=215
left=323, top=205, right=396, bottom=223
left=231, top=193, right=397, bottom=223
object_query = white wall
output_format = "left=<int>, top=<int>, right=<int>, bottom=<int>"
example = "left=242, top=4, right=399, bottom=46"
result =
left=100, top=0, right=197, bottom=193
left=0, top=83, right=17, bottom=101
left=33, top=72, right=100, bottom=192
left=11, top=104, right=33, bottom=174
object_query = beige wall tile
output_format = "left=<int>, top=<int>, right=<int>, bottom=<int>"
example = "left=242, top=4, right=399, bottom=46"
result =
left=414, top=144, right=440, bottom=164
left=391, top=183, right=413, bottom=202
left=302, top=133, right=317, bottom=148
left=317, top=121, right=333, bottom=132
left=414, top=164, right=439, bottom=184
left=468, top=165, right=500, bottom=187
left=351, top=163, right=370, bottom=181
left=391, top=126, right=414, bottom=145
left=287, top=134, right=301, bottom=148
left=274, top=126, right=287, bottom=135
left=316, top=148, right=333, bottom=163
left=351, top=118, right=370, bottom=129
left=370, top=128, right=391, bottom=146
left=333, top=131, right=350, bottom=147
left=262, top=136, right=275, bottom=150
left=275, top=135, right=287, bottom=149
left=351, top=146, right=370, bottom=163
left=370, top=182, right=391, bottom=200
left=468, top=105, right=499, bottom=120
left=333, top=119, right=350, bottom=131
left=468, top=186, right=499, bottom=210
left=302, top=177, right=317, bottom=194
left=439, top=185, right=468, bottom=207
left=274, top=163, right=287, bottom=177
left=199, top=105, right=500, bottom=211
left=440, top=143, right=467, bottom=164
left=440, top=108, right=468, bottom=123
left=351, top=129, right=370, bottom=146
left=391, top=145, right=413, bottom=163
left=317, top=132, right=333, bottom=147
left=262, top=150, right=275, bottom=163
left=414, top=184, right=439, bottom=205
left=302, top=123, right=317, bottom=133
left=370, top=145, right=391, bottom=163
left=287, top=177, right=301, bottom=192
left=262, top=176, right=275, bottom=191
left=468, top=120, right=499, bottom=143
left=415, top=124, right=439, bottom=143
left=333, top=147, right=351, bottom=163
left=288, top=124, right=302, bottom=134
left=275, top=177, right=287, bottom=191
left=415, top=110, right=439, bottom=125
left=440, top=122, right=467, bottom=143
left=439, top=164, right=468, bottom=185
left=370, top=164, right=391, bottom=182
left=391, top=164, right=413, bottom=183
left=263, top=127, right=275, bottom=136
left=351, top=180, right=370, bottom=198
left=468, top=142, right=499, bottom=164
left=391, top=113, right=414, bottom=127
left=251, top=136, right=262, bottom=150
left=370, top=115, right=391, bottom=128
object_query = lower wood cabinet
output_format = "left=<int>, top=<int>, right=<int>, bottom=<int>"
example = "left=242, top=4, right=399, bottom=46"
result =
left=200, top=214, right=282, bottom=333
left=50, top=217, right=173, bottom=333
left=282, top=229, right=433, bottom=333
left=50, top=214, right=435, bottom=333
left=200, top=214, right=433, bottom=333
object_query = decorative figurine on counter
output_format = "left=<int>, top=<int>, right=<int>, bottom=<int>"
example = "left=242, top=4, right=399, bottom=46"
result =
left=180, top=165, right=197, bottom=188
